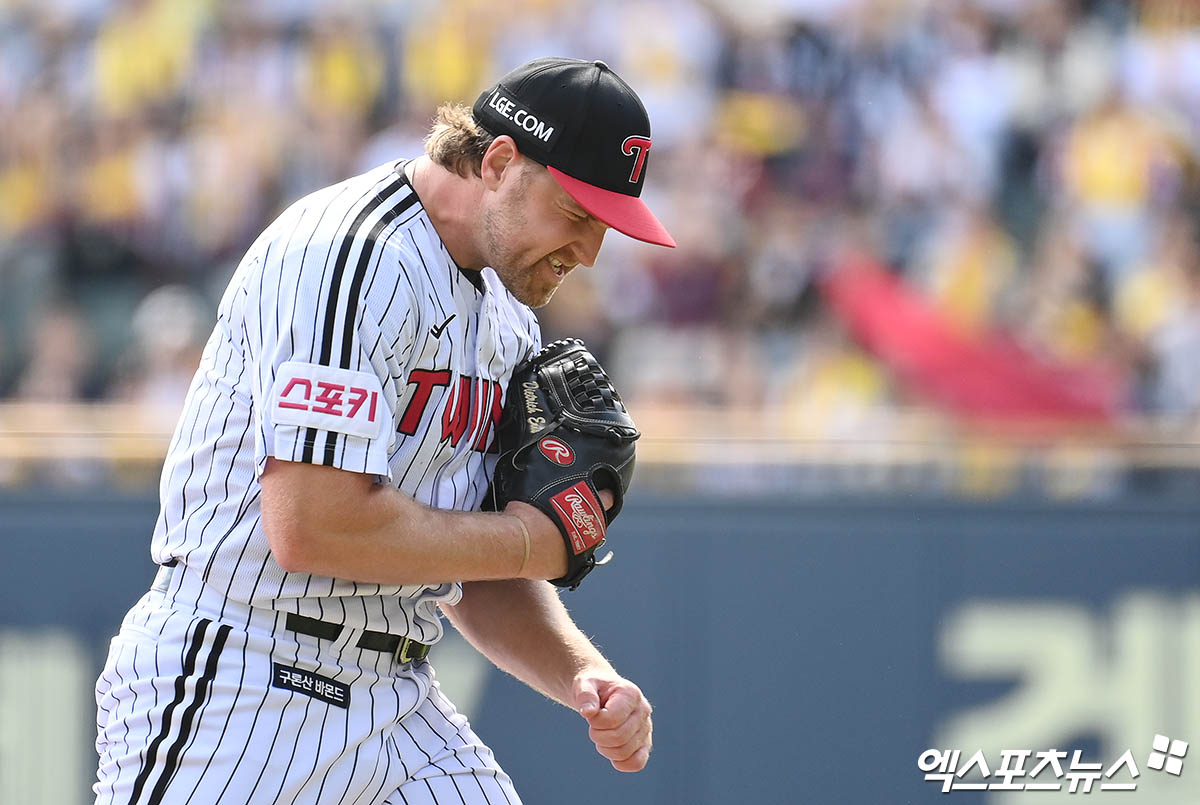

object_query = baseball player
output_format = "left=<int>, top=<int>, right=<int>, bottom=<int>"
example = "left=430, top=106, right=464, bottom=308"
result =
left=93, top=57, right=675, bottom=804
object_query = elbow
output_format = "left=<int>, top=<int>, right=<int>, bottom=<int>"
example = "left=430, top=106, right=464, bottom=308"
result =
left=258, top=457, right=377, bottom=576
left=269, top=529, right=314, bottom=574
left=262, top=501, right=326, bottom=575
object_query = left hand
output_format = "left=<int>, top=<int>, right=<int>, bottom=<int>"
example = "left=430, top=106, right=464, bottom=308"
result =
left=571, top=672, right=653, bottom=772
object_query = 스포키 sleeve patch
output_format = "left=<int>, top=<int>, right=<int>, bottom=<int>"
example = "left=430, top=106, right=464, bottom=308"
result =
left=271, top=361, right=386, bottom=440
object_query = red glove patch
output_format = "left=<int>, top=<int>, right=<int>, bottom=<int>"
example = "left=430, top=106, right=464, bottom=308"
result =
left=549, top=481, right=606, bottom=555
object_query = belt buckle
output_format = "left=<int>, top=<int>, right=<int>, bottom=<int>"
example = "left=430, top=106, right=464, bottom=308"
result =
left=394, top=638, right=417, bottom=665
left=151, top=564, right=175, bottom=593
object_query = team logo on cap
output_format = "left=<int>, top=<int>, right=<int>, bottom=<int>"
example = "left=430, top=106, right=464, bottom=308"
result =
left=621, top=135, right=653, bottom=183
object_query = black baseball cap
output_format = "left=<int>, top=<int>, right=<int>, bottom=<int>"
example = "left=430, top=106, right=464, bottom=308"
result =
left=472, top=57, right=676, bottom=248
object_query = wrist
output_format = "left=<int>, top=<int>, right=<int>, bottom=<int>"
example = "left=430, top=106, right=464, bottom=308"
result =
left=509, top=514, right=531, bottom=577
left=504, top=502, right=567, bottom=580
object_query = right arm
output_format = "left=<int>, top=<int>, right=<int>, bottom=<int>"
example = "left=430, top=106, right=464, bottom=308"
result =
left=259, top=457, right=573, bottom=586
left=244, top=194, right=581, bottom=586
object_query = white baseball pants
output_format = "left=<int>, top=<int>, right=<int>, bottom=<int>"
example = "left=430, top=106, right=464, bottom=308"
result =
left=94, top=575, right=520, bottom=804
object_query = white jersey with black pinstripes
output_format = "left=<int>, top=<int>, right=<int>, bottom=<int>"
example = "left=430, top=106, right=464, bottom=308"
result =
left=149, top=159, right=541, bottom=643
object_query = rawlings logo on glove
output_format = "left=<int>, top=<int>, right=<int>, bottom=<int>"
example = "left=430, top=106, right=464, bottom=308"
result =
left=487, top=339, right=639, bottom=589
left=550, top=482, right=607, bottom=554
left=539, top=437, right=575, bottom=466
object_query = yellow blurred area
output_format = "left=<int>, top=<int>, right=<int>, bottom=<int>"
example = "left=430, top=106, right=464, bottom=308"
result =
left=93, top=0, right=211, bottom=118
left=1048, top=299, right=1108, bottom=362
left=0, top=162, right=50, bottom=235
left=1115, top=265, right=1179, bottom=339
left=300, top=25, right=385, bottom=118
left=1064, top=105, right=1168, bottom=208
left=78, top=148, right=140, bottom=225
left=926, top=212, right=1019, bottom=334
left=402, top=3, right=496, bottom=107
left=714, top=92, right=807, bottom=156
left=786, top=349, right=889, bottom=427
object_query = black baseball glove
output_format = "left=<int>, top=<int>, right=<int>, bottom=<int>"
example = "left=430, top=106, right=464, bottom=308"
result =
left=486, top=338, right=640, bottom=590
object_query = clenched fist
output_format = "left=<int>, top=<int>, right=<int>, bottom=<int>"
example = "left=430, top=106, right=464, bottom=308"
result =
left=571, top=672, right=653, bottom=772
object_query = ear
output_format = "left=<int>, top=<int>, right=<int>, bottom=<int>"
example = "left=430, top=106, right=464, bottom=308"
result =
left=480, top=136, right=520, bottom=191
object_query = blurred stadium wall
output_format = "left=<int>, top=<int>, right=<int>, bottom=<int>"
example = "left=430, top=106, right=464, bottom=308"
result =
left=2, top=0, right=1200, bottom=802
left=3, top=486, right=1199, bottom=803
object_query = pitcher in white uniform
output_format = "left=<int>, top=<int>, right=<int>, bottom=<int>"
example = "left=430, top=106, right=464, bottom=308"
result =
left=93, top=57, right=676, bottom=805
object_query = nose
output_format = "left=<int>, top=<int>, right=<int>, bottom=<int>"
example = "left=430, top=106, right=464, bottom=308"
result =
left=568, top=221, right=608, bottom=268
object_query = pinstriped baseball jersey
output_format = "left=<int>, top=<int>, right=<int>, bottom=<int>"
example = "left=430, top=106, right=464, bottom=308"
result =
left=98, top=57, right=665, bottom=804
left=95, top=159, right=534, bottom=805
left=150, top=159, right=540, bottom=642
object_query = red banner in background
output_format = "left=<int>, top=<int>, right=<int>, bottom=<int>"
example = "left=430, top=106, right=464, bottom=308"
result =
left=822, top=258, right=1124, bottom=423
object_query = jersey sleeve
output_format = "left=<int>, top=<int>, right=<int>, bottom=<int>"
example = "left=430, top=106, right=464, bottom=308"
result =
left=240, top=217, right=418, bottom=480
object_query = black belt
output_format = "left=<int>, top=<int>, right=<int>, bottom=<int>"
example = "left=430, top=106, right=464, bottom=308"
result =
left=285, top=613, right=430, bottom=665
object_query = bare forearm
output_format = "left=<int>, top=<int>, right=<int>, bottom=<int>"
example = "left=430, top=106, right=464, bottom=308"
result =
left=444, top=579, right=613, bottom=707
left=288, top=485, right=517, bottom=584
left=260, top=458, right=565, bottom=585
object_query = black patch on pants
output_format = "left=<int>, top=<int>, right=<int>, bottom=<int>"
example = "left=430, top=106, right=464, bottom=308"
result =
left=272, top=663, right=350, bottom=708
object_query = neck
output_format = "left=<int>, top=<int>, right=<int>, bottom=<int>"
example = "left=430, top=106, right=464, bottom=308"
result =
left=408, top=156, right=486, bottom=269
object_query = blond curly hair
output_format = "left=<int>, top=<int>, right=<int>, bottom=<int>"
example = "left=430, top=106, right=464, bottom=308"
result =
left=424, top=103, right=497, bottom=179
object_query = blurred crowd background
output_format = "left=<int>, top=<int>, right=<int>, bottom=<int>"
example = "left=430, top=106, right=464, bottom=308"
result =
left=4, top=6, right=1197, bottom=802
left=2, top=0, right=1200, bottom=483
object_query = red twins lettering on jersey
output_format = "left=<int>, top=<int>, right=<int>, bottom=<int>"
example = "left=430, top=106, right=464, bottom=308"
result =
left=273, top=361, right=385, bottom=439
left=397, top=370, right=503, bottom=452
left=549, top=481, right=606, bottom=555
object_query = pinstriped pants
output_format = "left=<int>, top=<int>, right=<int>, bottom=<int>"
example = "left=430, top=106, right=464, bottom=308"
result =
left=94, top=585, right=520, bottom=805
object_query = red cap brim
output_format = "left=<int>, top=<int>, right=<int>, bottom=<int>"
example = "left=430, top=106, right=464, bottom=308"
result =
left=548, top=166, right=676, bottom=248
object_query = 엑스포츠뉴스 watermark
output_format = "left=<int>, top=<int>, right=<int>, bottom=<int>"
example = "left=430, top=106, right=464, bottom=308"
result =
left=918, top=734, right=1188, bottom=794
